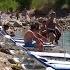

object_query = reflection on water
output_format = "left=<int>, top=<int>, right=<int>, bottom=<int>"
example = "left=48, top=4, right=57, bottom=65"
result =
left=13, top=27, right=29, bottom=39
left=15, top=27, right=23, bottom=38
left=59, top=31, right=70, bottom=53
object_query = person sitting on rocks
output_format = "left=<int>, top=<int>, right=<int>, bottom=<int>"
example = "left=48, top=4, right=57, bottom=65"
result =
left=24, top=22, right=47, bottom=52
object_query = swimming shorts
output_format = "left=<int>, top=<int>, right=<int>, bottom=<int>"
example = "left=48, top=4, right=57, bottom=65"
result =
left=24, top=41, right=36, bottom=48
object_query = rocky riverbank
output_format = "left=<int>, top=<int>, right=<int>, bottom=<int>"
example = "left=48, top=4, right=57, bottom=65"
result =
left=0, top=51, right=12, bottom=70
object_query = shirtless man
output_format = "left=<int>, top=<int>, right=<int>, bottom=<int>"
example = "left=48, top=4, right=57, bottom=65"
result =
left=24, top=22, right=47, bottom=52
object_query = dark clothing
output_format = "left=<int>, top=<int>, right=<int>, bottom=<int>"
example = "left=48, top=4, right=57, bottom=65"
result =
left=46, top=19, right=55, bottom=29
left=46, top=18, right=61, bottom=44
left=47, top=28, right=61, bottom=40
left=55, top=28, right=61, bottom=40
left=47, top=28, right=55, bottom=34
left=24, top=41, right=36, bottom=48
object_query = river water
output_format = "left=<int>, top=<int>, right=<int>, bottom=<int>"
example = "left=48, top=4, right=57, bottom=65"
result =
left=59, top=31, right=70, bottom=53
left=14, top=27, right=70, bottom=53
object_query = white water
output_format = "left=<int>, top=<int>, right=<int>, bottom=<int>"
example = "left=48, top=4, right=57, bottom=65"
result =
left=59, top=31, right=70, bottom=53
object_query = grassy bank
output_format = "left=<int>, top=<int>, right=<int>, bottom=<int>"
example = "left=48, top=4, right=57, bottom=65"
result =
left=31, top=0, right=47, bottom=9
left=0, top=0, right=69, bottom=12
left=0, top=0, right=18, bottom=11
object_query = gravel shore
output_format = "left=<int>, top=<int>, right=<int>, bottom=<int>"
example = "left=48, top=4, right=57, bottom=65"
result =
left=0, top=51, right=12, bottom=70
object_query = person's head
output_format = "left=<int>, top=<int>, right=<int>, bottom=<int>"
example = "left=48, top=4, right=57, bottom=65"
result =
left=3, top=24, right=9, bottom=30
left=48, top=11, right=56, bottom=19
left=38, top=17, right=44, bottom=23
left=30, top=21, right=39, bottom=31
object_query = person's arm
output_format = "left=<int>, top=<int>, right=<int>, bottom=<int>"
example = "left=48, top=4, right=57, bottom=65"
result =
left=30, top=31, right=43, bottom=43
left=55, top=23, right=63, bottom=32
left=36, top=32, right=47, bottom=42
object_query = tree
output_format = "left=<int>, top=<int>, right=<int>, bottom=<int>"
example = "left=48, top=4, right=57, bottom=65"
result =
left=16, top=0, right=32, bottom=10
left=53, top=0, right=66, bottom=10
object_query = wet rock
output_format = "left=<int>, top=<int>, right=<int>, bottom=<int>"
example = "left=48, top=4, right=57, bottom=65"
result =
left=0, top=48, right=10, bottom=54
left=8, top=59, right=16, bottom=64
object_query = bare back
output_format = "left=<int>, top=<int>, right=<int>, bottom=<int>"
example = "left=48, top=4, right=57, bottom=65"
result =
left=24, top=30, right=34, bottom=42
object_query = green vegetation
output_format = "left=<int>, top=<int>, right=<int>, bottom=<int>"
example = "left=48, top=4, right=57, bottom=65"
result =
left=31, top=0, right=47, bottom=9
left=0, top=0, right=18, bottom=11
left=31, top=0, right=70, bottom=9
left=16, top=0, right=32, bottom=10
left=31, top=0, right=56, bottom=9
left=0, top=0, right=70, bottom=11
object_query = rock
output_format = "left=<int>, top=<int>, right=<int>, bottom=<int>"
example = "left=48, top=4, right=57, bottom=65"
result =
left=8, top=59, right=16, bottom=64
left=0, top=48, right=10, bottom=54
